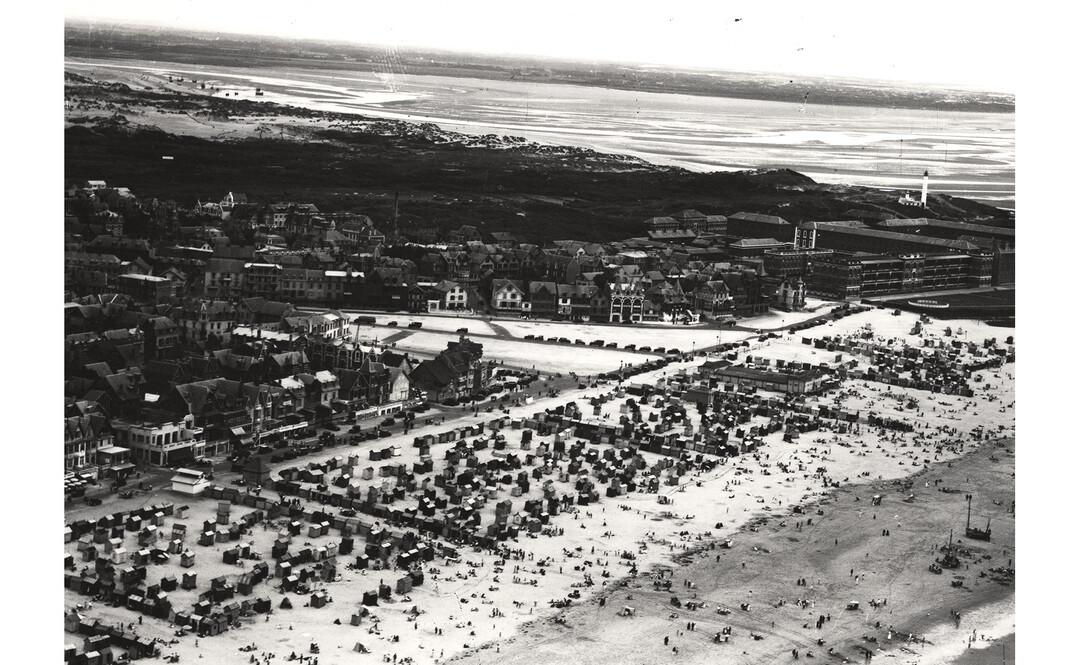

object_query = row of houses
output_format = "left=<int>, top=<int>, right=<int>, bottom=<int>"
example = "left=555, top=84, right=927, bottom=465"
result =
left=64, top=296, right=510, bottom=471
left=64, top=352, right=412, bottom=470
left=486, top=268, right=780, bottom=322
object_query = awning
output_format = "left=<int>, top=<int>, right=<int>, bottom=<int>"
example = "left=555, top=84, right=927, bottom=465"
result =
left=331, top=401, right=348, bottom=413
left=169, top=447, right=195, bottom=463
left=110, top=463, right=136, bottom=472
left=230, top=427, right=247, bottom=438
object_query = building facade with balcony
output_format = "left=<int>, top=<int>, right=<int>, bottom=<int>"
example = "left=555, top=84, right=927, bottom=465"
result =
left=111, top=414, right=206, bottom=466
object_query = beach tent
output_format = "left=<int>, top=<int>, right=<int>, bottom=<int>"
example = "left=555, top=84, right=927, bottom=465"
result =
left=352, top=643, right=369, bottom=653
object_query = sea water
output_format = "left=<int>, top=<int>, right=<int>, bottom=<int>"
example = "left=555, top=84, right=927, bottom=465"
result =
left=65, top=58, right=1015, bottom=207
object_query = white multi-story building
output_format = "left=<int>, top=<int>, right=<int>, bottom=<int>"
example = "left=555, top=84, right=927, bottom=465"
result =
left=112, top=415, right=206, bottom=466
left=491, top=279, right=529, bottom=312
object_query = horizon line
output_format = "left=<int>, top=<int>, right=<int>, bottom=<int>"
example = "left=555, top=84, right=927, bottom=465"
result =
left=62, top=17, right=1017, bottom=96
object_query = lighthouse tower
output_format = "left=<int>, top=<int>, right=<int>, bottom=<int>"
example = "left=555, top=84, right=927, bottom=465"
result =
left=921, top=170, right=929, bottom=207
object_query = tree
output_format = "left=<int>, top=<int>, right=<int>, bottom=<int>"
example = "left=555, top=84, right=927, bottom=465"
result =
left=205, top=332, right=222, bottom=352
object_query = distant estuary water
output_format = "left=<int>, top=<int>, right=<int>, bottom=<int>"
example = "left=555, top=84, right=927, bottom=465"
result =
left=66, top=58, right=1015, bottom=209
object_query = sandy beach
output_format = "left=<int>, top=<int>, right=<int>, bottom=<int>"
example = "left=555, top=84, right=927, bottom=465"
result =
left=64, top=306, right=1015, bottom=664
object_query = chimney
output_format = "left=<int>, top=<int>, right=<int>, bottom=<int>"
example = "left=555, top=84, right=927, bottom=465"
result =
left=921, top=170, right=929, bottom=207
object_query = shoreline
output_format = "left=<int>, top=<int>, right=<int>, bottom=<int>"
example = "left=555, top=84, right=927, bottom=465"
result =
left=63, top=58, right=1015, bottom=206
left=448, top=430, right=1015, bottom=665
left=911, top=597, right=1015, bottom=665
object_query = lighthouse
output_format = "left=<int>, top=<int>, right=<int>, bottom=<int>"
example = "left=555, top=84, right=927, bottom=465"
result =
left=921, top=170, right=929, bottom=207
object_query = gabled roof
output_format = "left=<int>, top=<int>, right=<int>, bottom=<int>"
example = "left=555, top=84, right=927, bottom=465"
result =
left=269, top=350, right=308, bottom=369
left=212, top=349, right=258, bottom=372
left=410, top=360, right=452, bottom=389
left=206, top=257, right=247, bottom=273
left=491, top=279, right=524, bottom=295
left=143, top=360, right=189, bottom=387
left=85, top=362, right=114, bottom=379
left=671, top=210, right=706, bottom=220
left=103, top=368, right=146, bottom=402
left=695, top=280, right=731, bottom=295
left=643, top=216, right=678, bottom=227
left=112, top=343, right=144, bottom=368
left=144, top=316, right=178, bottom=332
left=730, top=238, right=787, bottom=247
left=728, top=212, right=790, bottom=225
left=117, top=310, right=152, bottom=328
left=240, top=297, right=295, bottom=317
left=432, top=280, right=462, bottom=294
left=177, top=299, right=235, bottom=318
left=101, top=328, right=138, bottom=342
left=799, top=222, right=981, bottom=251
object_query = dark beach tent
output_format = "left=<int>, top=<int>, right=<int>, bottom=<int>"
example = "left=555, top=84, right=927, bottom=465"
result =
left=279, top=597, right=293, bottom=609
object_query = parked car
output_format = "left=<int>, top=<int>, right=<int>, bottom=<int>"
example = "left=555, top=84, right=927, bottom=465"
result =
left=386, top=320, right=398, bottom=327
left=624, top=344, right=636, bottom=350
left=408, top=321, right=423, bottom=329
left=639, top=346, right=652, bottom=352
left=589, top=340, right=604, bottom=347
left=575, top=339, right=585, bottom=345
left=349, top=425, right=364, bottom=434
left=558, top=337, right=571, bottom=344
left=378, top=430, right=391, bottom=438
left=381, top=417, right=396, bottom=427
left=457, top=327, right=469, bottom=334
left=524, top=334, right=535, bottom=340
left=605, top=342, right=617, bottom=348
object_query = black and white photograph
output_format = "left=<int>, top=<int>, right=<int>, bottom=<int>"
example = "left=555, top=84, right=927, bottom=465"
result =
left=46, top=2, right=1041, bottom=663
